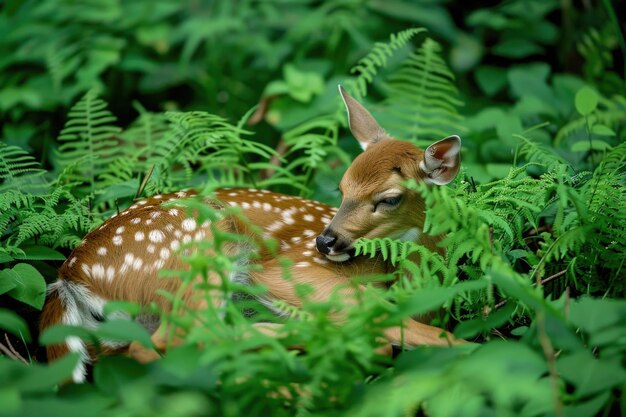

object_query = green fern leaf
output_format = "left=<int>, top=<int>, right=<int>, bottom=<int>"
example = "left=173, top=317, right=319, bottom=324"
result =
left=384, top=38, right=465, bottom=142
left=56, top=89, right=122, bottom=192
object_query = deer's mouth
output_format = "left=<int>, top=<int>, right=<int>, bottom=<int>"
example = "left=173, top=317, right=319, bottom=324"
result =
left=324, top=247, right=356, bottom=263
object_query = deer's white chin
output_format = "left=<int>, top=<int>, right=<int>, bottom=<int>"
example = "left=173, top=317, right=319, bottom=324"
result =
left=325, top=253, right=351, bottom=262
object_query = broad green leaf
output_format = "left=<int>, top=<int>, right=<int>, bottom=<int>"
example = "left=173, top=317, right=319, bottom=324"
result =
left=496, top=114, right=523, bottom=146
left=454, top=302, right=515, bottom=339
left=95, top=319, right=153, bottom=348
left=474, top=65, right=508, bottom=96
left=14, top=245, right=66, bottom=261
left=0, top=252, right=14, bottom=264
left=510, top=326, right=528, bottom=336
left=93, top=356, right=148, bottom=395
left=2, top=263, right=47, bottom=309
left=0, top=277, right=17, bottom=295
left=564, top=392, right=610, bottom=417
left=0, top=309, right=31, bottom=342
left=575, top=86, right=598, bottom=116
left=103, top=300, right=143, bottom=317
left=391, top=280, right=488, bottom=319
left=569, top=297, right=626, bottom=334
left=0, top=386, right=21, bottom=416
left=39, top=324, right=94, bottom=346
left=590, top=124, right=615, bottom=136
left=18, top=394, right=113, bottom=417
left=14, top=353, right=79, bottom=393
left=570, top=140, right=612, bottom=152
left=558, top=350, right=626, bottom=397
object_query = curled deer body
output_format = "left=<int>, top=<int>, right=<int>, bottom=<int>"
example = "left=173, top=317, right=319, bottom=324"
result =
left=40, top=86, right=463, bottom=382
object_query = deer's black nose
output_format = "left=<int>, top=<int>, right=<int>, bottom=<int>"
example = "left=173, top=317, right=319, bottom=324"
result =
left=316, top=234, right=337, bottom=254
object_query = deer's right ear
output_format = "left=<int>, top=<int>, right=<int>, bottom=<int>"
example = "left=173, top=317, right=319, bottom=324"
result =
left=339, top=85, right=389, bottom=151
left=419, top=135, right=462, bottom=185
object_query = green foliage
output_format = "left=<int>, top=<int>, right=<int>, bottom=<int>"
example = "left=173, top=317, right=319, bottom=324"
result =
left=385, top=38, right=465, bottom=143
left=1, top=1, right=625, bottom=416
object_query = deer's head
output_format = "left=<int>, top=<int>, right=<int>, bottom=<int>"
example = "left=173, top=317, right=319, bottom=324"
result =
left=316, top=86, right=461, bottom=262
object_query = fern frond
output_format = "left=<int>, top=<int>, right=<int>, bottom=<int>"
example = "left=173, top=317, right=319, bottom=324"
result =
left=349, top=28, right=426, bottom=99
left=516, top=135, right=571, bottom=171
left=56, top=89, right=122, bottom=192
left=385, top=38, right=465, bottom=142
left=282, top=114, right=344, bottom=196
left=0, top=143, right=47, bottom=192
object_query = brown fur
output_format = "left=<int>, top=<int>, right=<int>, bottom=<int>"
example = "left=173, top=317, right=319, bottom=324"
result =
left=39, top=288, right=69, bottom=361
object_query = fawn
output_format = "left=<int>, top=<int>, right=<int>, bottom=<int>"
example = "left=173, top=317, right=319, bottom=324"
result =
left=40, top=86, right=463, bottom=382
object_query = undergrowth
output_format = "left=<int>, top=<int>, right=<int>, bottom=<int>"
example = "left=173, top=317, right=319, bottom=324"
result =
left=1, top=21, right=625, bottom=417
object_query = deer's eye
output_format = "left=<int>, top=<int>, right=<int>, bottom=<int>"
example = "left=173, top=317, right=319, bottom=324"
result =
left=374, top=196, right=402, bottom=211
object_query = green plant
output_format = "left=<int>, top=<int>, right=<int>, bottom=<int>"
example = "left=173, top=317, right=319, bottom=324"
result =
left=1, top=3, right=625, bottom=415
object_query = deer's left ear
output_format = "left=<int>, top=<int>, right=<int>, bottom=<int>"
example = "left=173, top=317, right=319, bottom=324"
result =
left=339, top=85, right=390, bottom=151
left=419, top=135, right=461, bottom=185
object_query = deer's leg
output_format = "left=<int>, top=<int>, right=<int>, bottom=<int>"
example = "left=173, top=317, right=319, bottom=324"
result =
left=251, top=260, right=463, bottom=352
left=127, top=263, right=233, bottom=363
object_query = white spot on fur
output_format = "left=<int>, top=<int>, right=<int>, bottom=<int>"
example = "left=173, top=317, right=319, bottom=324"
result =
left=106, top=266, right=115, bottom=281
left=241, top=202, right=250, bottom=209
left=149, top=230, right=165, bottom=243
left=131, top=217, right=141, bottom=224
left=150, top=211, right=162, bottom=219
left=112, top=235, right=123, bottom=245
left=182, top=218, right=196, bottom=232
left=182, top=234, right=192, bottom=244
left=168, top=209, right=179, bottom=217
left=115, top=226, right=125, bottom=234
left=132, top=258, right=143, bottom=271
left=135, top=231, right=145, bottom=241
left=91, top=264, right=105, bottom=279
left=160, top=248, right=170, bottom=259
left=68, top=257, right=76, bottom=267
left=194, top=231, right=205, bottom=241
left=228, top=192, right=237, bottom=197
left=97, top=247, right=107, bottom=256
left=313, top=257, right=329, bottom=265
left=124, top=253, right=134, bottom=264
left=267, top=221, right=283, bottom=232
left=304, top=214, right=315, bottom=222
left=394, top=227, right=420, bottom=242
left=154, top=259, right=165, bottom=270
left=165, top=223, right=175, bottom=231
left=138, top=200, right=147, bottom=205
left=170, top=240, right=180, bottom=251
left=295, top=261, right=311, bottom=267
left=304, top=230, right=315, bottom=236
left=176, top=191, right=187, bottom=198
left=147, top=244, right=156, bottom=254
left=146, top=219, right=153, bottom=225
left=263, top=202, right=272, bottom=212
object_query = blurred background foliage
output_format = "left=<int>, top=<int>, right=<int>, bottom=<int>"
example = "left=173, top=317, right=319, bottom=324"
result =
left=1, top=0, right=626, bottom=416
